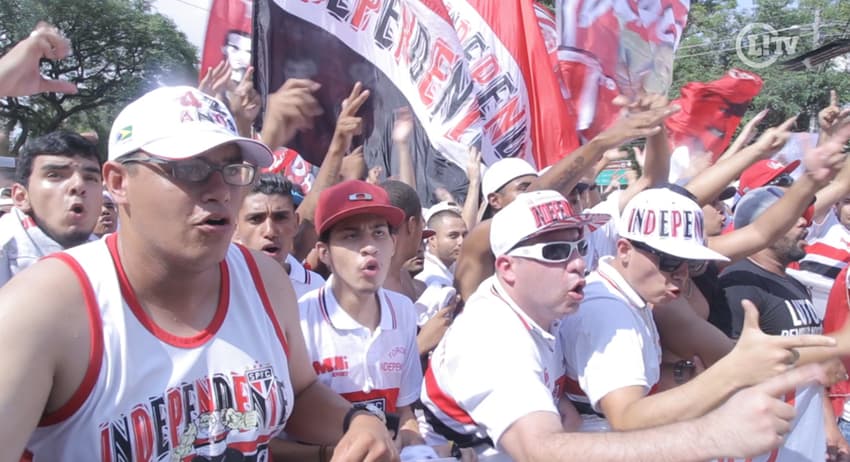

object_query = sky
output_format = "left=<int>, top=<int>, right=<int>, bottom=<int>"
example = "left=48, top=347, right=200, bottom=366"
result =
left=152, top=0, right=212, bottom=57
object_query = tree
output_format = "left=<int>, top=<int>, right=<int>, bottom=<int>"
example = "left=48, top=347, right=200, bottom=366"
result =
left=0, top=0, right=198, bottom=155
left=672, top=0, right=850, bottom=132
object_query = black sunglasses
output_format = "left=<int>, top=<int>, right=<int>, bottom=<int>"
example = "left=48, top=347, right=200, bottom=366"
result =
left=628, top=239, right=705, bottom=273
left=766, top=173, right=794, bottom=188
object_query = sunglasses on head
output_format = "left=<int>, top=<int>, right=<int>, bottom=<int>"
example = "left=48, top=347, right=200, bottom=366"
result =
left=766, top=173, right=794, bottom=188
left=628, top=239, right=705, bottom=273
left=507, top=239, right=588, bottom=263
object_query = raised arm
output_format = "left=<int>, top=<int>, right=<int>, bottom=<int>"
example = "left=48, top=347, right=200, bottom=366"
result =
left=686, top=116, right=796, bottom=206
left=462, top=147, right=482, bottom=229
left=391, top=107, right=416, bottom=189
left=708, top=125, right=850, bottom=263
left=715, top=108, right=769, bottom=163
left=531, top=100, right=679, bottom=197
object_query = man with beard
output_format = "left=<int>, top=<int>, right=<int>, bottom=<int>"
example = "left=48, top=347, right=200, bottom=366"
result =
left=0, top=130, right=102, bottom=286
left=720, top=185, right=831, bottom=461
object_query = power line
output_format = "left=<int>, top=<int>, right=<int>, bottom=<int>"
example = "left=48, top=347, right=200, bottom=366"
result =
left=170, top=0, right=210, bottom=12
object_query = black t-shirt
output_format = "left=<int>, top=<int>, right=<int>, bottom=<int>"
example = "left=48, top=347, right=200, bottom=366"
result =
left=693, top=262, right=733, bottom=334
left=717, top=259, right=822, bottom=339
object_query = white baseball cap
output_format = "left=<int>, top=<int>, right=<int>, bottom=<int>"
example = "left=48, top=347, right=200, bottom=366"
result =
left=619, top=188, right=729, bottom=262
left=108, top=86, right=273, bottom=167
left=490, top=190, right=610, bottom=256
left=425, top=200, right=463, bottom=223
left=481, top=158, right=538, bottom=197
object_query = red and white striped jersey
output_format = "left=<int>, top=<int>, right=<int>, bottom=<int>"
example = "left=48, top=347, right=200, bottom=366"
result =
left=799, top=212, right=850, bottom=280
left=298, top=279, right=422, bottom=413
left=23, top=234, right=294, bottom=461
left=420, top=276, right=566, bottom=461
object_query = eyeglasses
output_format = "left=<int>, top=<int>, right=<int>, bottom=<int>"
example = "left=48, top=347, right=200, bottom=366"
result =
left=767, top=173, right=793, bottom=188
left=508, top=239, right=588, bottom=263
left=628, top=239, right=705, bottom=273
left=119, top=154, right=256, bottom=186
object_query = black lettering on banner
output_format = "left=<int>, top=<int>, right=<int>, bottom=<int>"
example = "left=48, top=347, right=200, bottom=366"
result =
left=463, top=33, right=488, bottom=61
left=374, top=0, right=399, bottom=49
left=432, top=62, right=474, bottom=119
left=327, top=0, right=352, bottom=22
left=494, top=123, right=527, bottom=159
left=478, top=75, right=516, bottom=114
left=408, top=27, right=431, bottom=81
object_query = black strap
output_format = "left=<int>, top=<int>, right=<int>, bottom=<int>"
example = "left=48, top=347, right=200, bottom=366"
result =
left=569, top=399, right=606, bottom=419
left=421, top=404, right=494, bottom=449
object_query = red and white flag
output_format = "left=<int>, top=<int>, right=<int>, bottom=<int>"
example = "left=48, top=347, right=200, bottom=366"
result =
left=555, top=0, right=689, bottom=140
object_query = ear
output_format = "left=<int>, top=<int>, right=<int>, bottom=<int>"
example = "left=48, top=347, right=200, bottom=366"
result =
left=487, top=192, right=500, bottom=209
left=316, top=241, right=331, bottom=268
left=426, top=235, right=437, bottom=252
left=389, top=232, right=397, bottom=258
left=616, top=239, right=632, bottom=266
left=494, top=255, right=518, bottom=285
left=11, top=183, right=31, bottom=213
left=405, top=215, right=418, bottom=236
left=103, top=161, right=129, bottom=206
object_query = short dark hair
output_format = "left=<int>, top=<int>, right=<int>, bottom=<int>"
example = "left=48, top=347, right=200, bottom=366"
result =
left=427, top=209, right=462, bottom=230
left=16, top=131, right=101, bottom=185
left=380, top=180, right=421, bottom=219
left=249, top=173, right=302, bottom=202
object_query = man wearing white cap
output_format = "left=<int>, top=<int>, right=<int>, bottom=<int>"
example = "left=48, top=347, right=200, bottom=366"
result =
left=420, top=189, right=834, bottom=462
left=559, top=187, right=835, bottom=435
left=417, top=200, right=466, bottom=288
left=0, top=87, right=396, bottom=461
left=480, top=157, right=538, bottom=219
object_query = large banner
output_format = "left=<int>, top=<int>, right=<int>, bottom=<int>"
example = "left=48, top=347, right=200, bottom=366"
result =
left=253, top=0, right=581, bottom=203
left=556, top=0, right=690, bottom=140
left=441, top=0, right=579, bottom=169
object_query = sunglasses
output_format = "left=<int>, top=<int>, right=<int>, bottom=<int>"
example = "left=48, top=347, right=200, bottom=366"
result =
left=119, top=154, right=256, bottom=186
left=628, top=239, right=705, bottom=273
left=508, top=239, right=588, bottom=263
left=766, top=173, right=794, bottom=188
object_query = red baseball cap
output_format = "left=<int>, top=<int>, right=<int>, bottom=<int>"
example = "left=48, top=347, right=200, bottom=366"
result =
left=738, top=159, right=800, bottom=195
left=314, top=180, right=406, bottom=236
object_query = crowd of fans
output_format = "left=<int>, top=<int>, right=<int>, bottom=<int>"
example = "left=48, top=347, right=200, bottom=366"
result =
left=2, top=21, right=850, bottom=462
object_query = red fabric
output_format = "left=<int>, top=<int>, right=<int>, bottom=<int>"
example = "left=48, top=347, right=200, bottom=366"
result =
left=200, top=0, right=253, bottom=79
left=824, top=266, right=850, bottom=416
left=462, top=0, right=580, bottom=168
left=665, top=69, right=763, bottom=161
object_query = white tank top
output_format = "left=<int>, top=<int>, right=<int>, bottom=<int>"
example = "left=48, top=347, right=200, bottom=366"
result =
left=23, top=234, right=294, bottom=461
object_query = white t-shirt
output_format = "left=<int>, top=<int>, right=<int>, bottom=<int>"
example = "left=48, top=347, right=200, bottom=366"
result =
left=558, top=256, right=661, bottom=432
left=298, top=279, right=422, bottom=412
left=415, top=250, right=455, bottom=288
left=285, top=254, right=324, bottom=299
left=584, top=192, right=621, bottom=272
left=420, top=276, right=566, bottom=461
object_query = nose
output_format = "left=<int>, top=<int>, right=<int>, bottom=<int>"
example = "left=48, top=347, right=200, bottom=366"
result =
left=199, top=170, right=231, bottom=204
left=568, top=252, right=586, bottom=275
left=261, top=217, right=279, bottom=239
left=68, top=170, right=86, bottom=196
